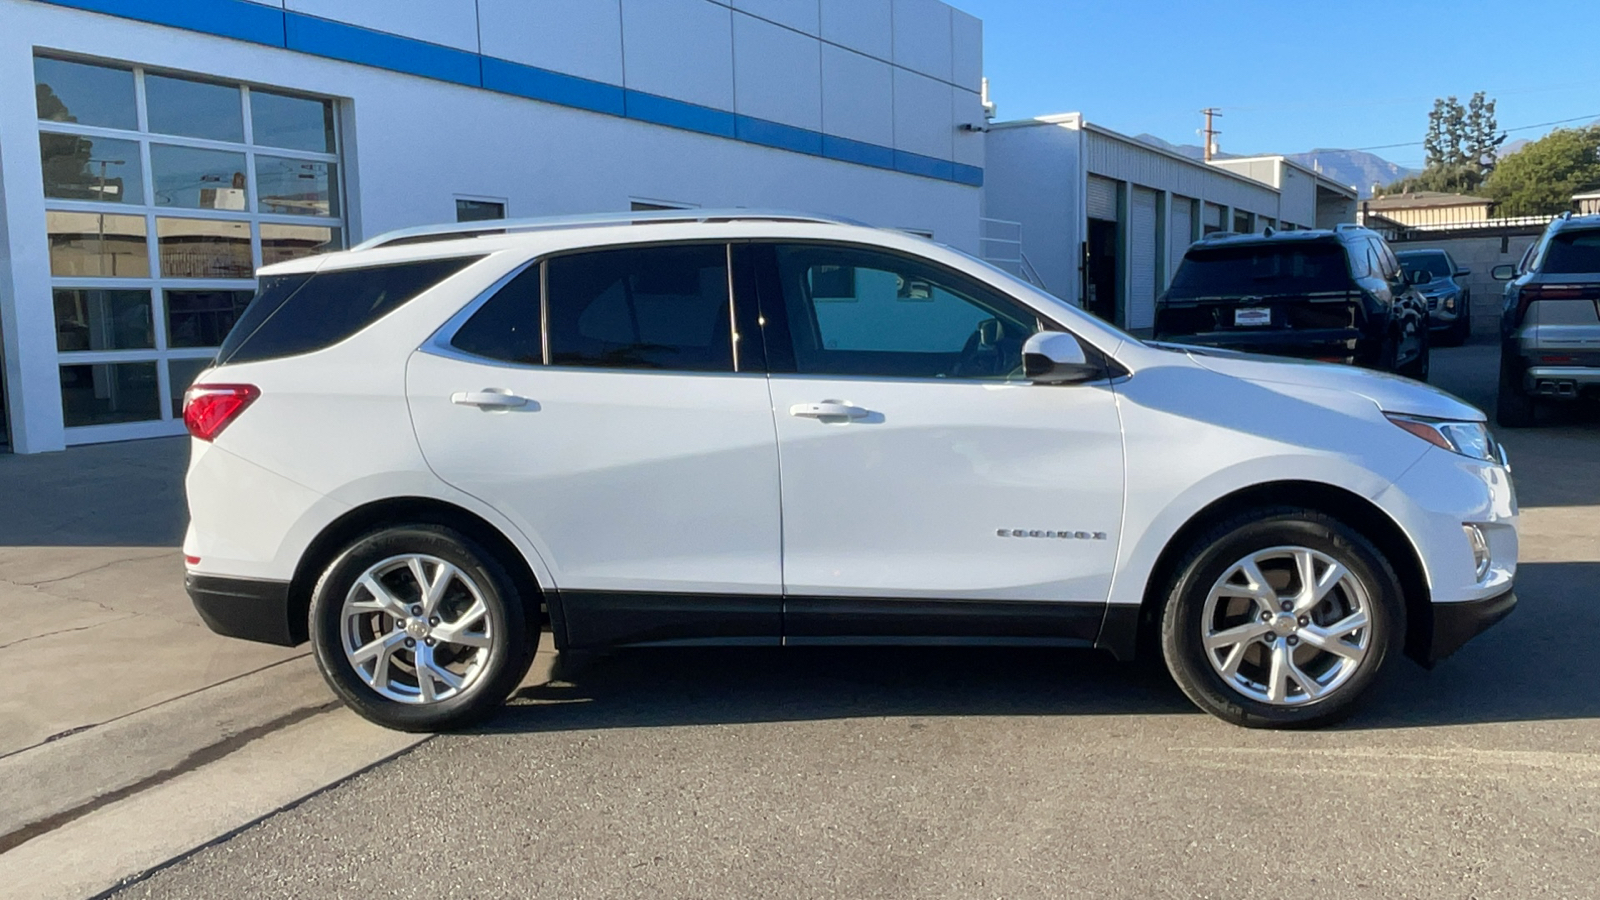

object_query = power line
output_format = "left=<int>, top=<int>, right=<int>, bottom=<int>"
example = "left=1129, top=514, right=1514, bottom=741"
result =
left=1334, top=113, right=1600, bottom=154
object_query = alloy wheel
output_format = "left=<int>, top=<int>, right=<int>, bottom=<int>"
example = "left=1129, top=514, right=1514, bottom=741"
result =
left=1200, top=546, right=1372, bottom=705
left=339, top=553, right=493, bottom=703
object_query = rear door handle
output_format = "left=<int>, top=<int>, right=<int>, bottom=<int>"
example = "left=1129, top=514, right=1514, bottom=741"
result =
left=790, top=401, right=869, bottom=420
left=452, top=390, right=530, bottom=410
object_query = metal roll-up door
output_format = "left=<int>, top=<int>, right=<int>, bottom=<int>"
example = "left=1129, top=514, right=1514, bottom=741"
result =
left=1086, top=176, right=1118, bottom=221
left=1168, top=196, right=1194, bottom=287
left=1204, top=202, right=1226, bottom=234
left=1128, top=187, right=1158, bottom=330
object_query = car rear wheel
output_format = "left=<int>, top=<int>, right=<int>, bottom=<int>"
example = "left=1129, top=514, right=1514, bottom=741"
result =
left=1495, top=351, right=1537, bottom=428
left=1159, top=509, right=1403, bottom=729
left=309, top=524, right=534, bottom=731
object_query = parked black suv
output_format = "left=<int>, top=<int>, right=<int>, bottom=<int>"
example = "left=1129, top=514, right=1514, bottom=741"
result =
left=1493, top=212, right=1600, bottom=427
left=1397, top=248, right=1472, bottom=346
left=1154, top=226, right=1431, bottom=379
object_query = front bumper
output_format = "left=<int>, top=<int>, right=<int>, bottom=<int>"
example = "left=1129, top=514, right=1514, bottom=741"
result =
left=1426, top=587, right=1516, bottom=664
left=187, top=573, right=299, bottom=646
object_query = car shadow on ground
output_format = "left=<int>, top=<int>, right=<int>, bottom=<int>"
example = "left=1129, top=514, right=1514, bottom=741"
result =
left=479, top=560, right=1598, bottom=735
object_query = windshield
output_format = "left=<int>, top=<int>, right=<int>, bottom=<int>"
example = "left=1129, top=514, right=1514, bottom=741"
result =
left=1543, top=229, right=1600, bottom=274
left=1167, top=242, right=1351, bottom=299
left=1397, top=252, right=1452, bottom=280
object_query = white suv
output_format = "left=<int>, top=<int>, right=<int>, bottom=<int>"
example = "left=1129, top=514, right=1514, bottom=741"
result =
left=182, top=211, right=1518, bottom=731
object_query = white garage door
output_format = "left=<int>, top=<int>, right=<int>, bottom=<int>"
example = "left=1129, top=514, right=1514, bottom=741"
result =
left=1086, top=176, right=1118, bottom=221
left=1127, top=187, right=1159, bottom=330
left=1169, top=196, right=1194, bottom=288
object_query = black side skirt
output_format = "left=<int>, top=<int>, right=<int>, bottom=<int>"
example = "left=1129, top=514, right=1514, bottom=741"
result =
left=556, top=590, right=1113, bottom=652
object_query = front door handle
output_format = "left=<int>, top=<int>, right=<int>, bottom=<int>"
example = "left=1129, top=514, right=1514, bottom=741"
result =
left=452, top=390, right=530, bottom=410
left=790, top=401, right=869, bottom=420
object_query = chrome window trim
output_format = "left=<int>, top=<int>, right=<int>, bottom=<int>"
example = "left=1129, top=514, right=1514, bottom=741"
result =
left=419, top=258, right=540, bottom=367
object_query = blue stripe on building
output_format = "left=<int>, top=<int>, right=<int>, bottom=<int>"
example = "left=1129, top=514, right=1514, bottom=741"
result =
left=31, top=0, right=981, bottom=187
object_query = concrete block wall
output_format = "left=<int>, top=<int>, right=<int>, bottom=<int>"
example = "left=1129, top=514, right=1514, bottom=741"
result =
left=1393, top=233, right=1540, bottom=335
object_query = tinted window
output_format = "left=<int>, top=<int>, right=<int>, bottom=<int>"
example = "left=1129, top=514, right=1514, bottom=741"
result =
left=34, top=57, right=137, bottom=129
left=40, top=134, right=143, bottom=204
left=1542, top=229, right=1600, bottom=274
left=545, top=245, right=732, bottom=372
left=1397, top=252, right=1452, bottom=280
left=249, top=89, right=335, bottom=153
left=144, top=74, right=243, bottom=142
left=451, top=265, right=542, bottom=365
left=219, top=256, right=481, bottom=364
left=1168, top=243, right=1351, bottom=298
left=771, top=244, right=1037, bottom=380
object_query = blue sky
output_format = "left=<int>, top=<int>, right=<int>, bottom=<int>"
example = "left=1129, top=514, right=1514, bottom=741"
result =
left=953, top=0, right=1600, bottom=168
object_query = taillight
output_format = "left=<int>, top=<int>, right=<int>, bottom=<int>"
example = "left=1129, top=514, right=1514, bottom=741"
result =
left=182, top=384, right=259, bottom=441
left=1514, top=284, right=1598, bottom=327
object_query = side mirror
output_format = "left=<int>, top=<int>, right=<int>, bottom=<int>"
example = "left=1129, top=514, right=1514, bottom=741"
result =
left=1455, top=266, right=1471, bottom=277
left=1023, top=331, right=1101, bottom=384
left=1491, top=264, right=1516, bottom=281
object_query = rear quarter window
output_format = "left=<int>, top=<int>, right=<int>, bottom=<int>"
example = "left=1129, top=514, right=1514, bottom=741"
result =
left=218, top=256, right=483, bottom=365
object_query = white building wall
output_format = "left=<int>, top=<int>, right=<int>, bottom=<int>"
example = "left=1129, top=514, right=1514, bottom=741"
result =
left=982, top=119, right=1085, bottom=304
left=1084, top=132, right=1279, bottom=221
left=0, top=0, right=982, bottom=452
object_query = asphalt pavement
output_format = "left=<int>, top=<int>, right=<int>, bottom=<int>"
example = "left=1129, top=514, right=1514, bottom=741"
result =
left=100, top=340, right=1600, bottom=899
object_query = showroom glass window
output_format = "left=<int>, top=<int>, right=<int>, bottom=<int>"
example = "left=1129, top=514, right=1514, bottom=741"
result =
left=35, top=55, right=345, bottom=435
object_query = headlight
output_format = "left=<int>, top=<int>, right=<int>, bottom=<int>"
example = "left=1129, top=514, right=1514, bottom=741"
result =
left=1386, top=414, right=1501, bottom=463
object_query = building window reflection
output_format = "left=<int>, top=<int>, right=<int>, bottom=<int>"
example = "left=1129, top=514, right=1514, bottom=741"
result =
left=33, top=53, right=344, bottom=434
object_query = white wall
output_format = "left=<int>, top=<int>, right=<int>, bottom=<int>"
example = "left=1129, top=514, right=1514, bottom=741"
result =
left=0, top=0, right=980, bottom=452
left=983, top=120, right=1085, bottom=304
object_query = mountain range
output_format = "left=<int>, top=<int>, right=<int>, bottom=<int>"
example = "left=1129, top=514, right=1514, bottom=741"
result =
left=1133, top=134, right=1416, bottom=198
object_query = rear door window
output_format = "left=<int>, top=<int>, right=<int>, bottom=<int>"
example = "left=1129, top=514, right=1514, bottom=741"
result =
left=219, top=255, right=482, bottom=364
left=1541, top=229, right=1600, bottom=274
left=1167, top=243, right=1351, bottom=298
left=544, top=244, right=734, bottom=372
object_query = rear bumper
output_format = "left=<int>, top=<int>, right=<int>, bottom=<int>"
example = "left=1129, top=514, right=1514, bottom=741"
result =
left=1426, top=587, right=1516, bottom=665
left=1152, top=329, right=1381, bottom=364
left=187, top=573, right=299, bottom=646
left=1523, top=365, right=1600, bottom=395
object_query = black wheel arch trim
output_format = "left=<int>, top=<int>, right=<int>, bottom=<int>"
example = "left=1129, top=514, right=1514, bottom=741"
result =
left=286, top=496, right=554, bottom=648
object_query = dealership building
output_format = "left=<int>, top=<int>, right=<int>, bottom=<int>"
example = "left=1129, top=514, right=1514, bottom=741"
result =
left=0, top=0, right=986, bottom=453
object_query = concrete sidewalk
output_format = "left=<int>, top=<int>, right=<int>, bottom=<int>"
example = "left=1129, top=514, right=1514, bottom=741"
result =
left=0, top=440, right=551, bottom=898
left=0, top=438, right=304, bottom=758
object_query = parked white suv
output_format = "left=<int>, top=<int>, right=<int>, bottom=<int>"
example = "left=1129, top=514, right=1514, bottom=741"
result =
left=183, top=211, right=1518, bottom=731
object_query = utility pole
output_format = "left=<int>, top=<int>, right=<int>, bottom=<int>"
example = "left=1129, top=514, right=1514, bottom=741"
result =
left=1200, top=108, right=1222, bottom=161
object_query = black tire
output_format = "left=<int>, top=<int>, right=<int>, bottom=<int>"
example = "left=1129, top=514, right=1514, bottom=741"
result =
left=1158, top=509, right=1404, bottom=729
left=1495, top=350, right=1537, bottom=428
left=1405, top=325, right=1431, bottom=381
left=1443, top=305, right=1471, bottom=347
left=309, top=524, right=535, bottom=731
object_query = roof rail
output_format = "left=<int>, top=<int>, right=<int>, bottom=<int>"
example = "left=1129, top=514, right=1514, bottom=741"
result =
left=1333, top=223, right=1369, bottom=232
left=352, top=208, right=868, bottom=251
left=1199, top=231, right=1239, bottom=241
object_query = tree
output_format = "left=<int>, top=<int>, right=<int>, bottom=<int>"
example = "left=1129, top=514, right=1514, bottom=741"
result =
left=1378, top=93, right=1505, bottom=196
left=1483, top=126, right=1600, bottom=216
left=1464, top=92, right=1506, bottom=178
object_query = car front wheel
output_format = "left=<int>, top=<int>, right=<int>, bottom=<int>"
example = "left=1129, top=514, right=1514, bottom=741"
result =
left=1159, top=510, right=1403, bottom=728
left=309, top=524, right=534, bottom=731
